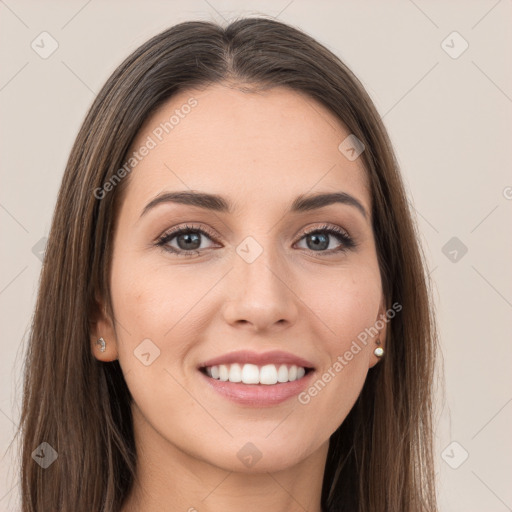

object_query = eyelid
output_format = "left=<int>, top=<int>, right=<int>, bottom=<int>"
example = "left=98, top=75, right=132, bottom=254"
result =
left=300, top=223, right=350, bottom=238
left=297, top=223, right=356, bottom=251
left=155, top=222, right=356, bottom=255
left=156, top=223, right=220, bottom=247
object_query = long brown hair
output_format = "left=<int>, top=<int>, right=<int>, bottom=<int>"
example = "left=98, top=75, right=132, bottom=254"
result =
left=16, top=16, right=438, bottom=511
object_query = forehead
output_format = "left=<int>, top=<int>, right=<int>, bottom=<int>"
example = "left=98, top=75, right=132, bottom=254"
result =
left=122, top=83, right=370, bottom=218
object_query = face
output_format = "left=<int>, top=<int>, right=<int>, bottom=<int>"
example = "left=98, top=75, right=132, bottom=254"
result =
left=92, top=83, right=387, bottom=474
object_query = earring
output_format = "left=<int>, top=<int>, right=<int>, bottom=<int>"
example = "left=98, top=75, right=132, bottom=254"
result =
left=96, top=337, right=106, bottom=353
left=374, top=340, right=384, bottom=358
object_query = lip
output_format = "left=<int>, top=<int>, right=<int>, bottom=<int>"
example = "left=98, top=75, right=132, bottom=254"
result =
left=197, top=350, right=315, bottom=370
left=198, top=368, right=316, bottom=406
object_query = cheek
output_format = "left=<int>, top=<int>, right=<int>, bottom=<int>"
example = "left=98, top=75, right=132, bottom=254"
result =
left=110, top=252, right=203, bottom=338
left=295, top=266, right=381, bottom=423
left=109, top=256, right=200, bottom=430
left=307, top=264, right=382, bottom=349
left=109, top=252, right=223, bottom=382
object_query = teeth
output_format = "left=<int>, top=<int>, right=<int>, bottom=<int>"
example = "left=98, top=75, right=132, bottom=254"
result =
left=277, top=364, right=288, bottom=382
left=219, top=364, right=229, bottom=381
left=228, top=363, right=242, bottom=383
left=203, top=363, right=309, bottom=384
left=260, top=364, right=278, bottom=385
left=241, top=363, right=259, bottom=384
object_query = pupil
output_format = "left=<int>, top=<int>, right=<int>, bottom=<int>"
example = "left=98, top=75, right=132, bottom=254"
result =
left=308, top=233, right=328, bottom=251
left=179, top=232, right=200, bottom=250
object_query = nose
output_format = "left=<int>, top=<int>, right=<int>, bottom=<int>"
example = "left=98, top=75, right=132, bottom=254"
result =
left=221, top=244, right=299, bottom=333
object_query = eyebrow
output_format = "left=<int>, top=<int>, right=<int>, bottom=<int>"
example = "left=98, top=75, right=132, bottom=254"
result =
left=140, top=190, right=368, bottom=220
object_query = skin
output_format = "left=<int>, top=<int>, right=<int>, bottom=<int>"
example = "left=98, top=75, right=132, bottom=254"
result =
left=91, top=83, right=387, bottom=512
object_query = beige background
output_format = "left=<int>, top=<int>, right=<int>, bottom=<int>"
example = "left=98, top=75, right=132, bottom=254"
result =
left=1, top=1, right=511, bottom=510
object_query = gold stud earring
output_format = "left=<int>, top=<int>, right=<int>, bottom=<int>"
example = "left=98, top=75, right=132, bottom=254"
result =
left=96, top=337, right=106, bottom=352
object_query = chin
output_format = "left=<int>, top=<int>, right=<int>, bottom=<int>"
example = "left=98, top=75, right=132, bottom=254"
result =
left=201, top=437, right=315, bottom=474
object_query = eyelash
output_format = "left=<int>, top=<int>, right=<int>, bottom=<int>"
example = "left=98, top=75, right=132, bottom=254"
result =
left=155, top=223, right=356, bottom=258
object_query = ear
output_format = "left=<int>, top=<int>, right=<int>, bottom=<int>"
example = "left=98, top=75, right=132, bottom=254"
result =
left=368, top=294, right=388, bottom=369
left=89, top=295, right=119, bottom=362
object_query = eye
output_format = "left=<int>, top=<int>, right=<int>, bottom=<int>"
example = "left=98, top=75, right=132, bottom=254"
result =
left=155, top=223, right=356, bottom=257
left=155, top=224, right=219, bottom=257
left=295, top=224, right=356, bottom=255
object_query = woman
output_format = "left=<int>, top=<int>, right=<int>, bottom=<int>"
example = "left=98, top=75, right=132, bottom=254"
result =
left=17, top=16, right=438, bottom=512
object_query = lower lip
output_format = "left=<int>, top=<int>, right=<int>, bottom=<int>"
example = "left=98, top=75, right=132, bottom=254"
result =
left=198, top=369, right=315, bottom=406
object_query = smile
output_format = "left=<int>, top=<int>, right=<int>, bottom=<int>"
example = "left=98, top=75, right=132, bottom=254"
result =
left=200, top=363, right=311, bottom=385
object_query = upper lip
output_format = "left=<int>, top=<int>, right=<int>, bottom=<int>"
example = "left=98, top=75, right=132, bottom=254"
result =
left=198, top=350, right=315, bottom=369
